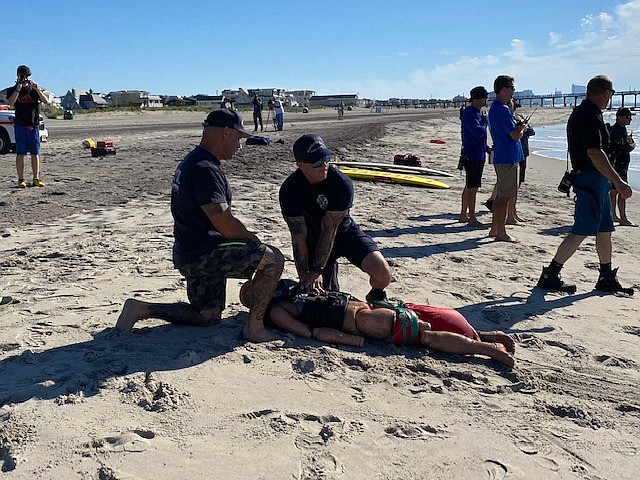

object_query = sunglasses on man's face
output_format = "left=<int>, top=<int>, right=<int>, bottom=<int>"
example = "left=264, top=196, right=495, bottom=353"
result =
left=311, top=158, right=329, bottom=168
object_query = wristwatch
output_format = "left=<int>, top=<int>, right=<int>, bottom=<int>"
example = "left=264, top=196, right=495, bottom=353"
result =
left=311, top=266, right=323, bottom=275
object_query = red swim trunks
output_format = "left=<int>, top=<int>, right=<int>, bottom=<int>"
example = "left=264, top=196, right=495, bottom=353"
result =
left=405, top=303, right=480, bottom=340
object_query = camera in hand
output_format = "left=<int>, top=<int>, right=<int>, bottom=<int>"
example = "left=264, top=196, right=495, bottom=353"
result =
left=457, top=155, right=466, bottom=171
left=558, top=170, right=577, bottom=195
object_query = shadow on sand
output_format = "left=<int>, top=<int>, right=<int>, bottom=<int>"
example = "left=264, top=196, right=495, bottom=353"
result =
left=0, top=315, right=246, bottom=407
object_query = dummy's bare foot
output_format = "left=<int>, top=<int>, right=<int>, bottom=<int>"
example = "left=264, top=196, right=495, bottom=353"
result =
left=619, top=219, right=637, bottom=227
left=495, top=233, right=519, bottom=243
left=243, top=325, right=282, bottom=343
left=116, top=298, right=145, bottom=332
left=467, top=219, right=485, bottom=227
left=480, top=331, right=515, bottom=354
left=486, top=342, right=515, bottom=369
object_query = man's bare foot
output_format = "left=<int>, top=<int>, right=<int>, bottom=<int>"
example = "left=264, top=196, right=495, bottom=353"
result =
left=459, top=215, right=470, bottom=223
left=116, top=298, right=146, bottom=332
left=488, top=229, right=497, bottom=238
left=480, top=331, right=515, bottom=354
left=514, top=214, right=527, bottom=222
left=613, top=216, right=622, bottom=223
left=243, top=325, right=282, bottom=342
left=506, top=217, right=521, bottom=225
left=467, top=219, right=485, bottom=227
left=619, top=219, right=637, bottom=227
left=486, top=342, right=515, bottom=369
left=495, top=233, right=519, bottom=243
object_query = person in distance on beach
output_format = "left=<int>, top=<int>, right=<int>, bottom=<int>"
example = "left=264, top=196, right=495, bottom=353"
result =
left=459, top=86, right=489, bottom=227
left=251, top=94, right=264, bottom=132
left=117, top=109, right=284, bottom=341
left=537, top=76, right=634, bottom=295
left=272, top=96, right=284, bottom=131
left=279, top=134, right=392, bottom=305
left=608, top=107, right=636, bottom=226
left=6, top=65, right=49, bottom=188
left=240, top=279, right=516, bottom=368
left=487, top=75, right=526, bottom=243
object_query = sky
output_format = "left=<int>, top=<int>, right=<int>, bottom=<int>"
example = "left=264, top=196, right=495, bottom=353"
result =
left=4, top=0, right=639, bottom=100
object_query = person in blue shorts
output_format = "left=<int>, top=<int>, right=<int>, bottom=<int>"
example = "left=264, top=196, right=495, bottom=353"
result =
left=6, top=65, right=49, bottom=188
left=537, top=76, right=634, bottom=295
left=117, top=109, right=285, bottom=341
left=279, top=134, right=392, bottom=305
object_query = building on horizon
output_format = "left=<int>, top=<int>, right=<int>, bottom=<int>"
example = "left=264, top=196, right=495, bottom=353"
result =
left=571, top=84, right=586, bottom=94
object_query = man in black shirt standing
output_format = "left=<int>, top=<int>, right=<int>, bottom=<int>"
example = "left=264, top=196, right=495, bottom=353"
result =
left=6, top=65, right=49, bottom=188
left=537, top=75, right=633, bottom=295
left=609, top=107, right=636, bottom=226
left=279, top=134, right=392, bottom=304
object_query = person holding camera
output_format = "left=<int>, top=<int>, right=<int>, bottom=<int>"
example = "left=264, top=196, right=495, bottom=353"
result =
left=6, top=65, right=49, bottom=188
left=487, top=75, right=526, bottom=243
left=537, top=75, right=634, bottom=295
left=251, top=94, right=263, bottom=132
left=459, top=86, right=489, bottom=227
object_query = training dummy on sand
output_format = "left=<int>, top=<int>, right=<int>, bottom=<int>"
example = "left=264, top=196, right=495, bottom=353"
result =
left=240, top=279, right=516, bottom=368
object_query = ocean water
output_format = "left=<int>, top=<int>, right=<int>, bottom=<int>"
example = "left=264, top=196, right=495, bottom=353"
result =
left=528, top=111, right=640, bottom=190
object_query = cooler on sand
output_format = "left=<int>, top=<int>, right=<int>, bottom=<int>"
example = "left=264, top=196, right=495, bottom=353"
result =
left=91, top=140, right=116, bottom=157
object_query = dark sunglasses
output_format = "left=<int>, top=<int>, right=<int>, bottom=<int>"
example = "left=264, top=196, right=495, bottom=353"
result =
left=311, top=158, right=329, bottom=168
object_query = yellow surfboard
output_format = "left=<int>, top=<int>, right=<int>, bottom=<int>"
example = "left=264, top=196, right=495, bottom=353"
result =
left=337, top=167, right=450, bottom=189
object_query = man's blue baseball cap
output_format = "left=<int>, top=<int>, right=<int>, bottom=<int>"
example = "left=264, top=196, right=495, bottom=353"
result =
left=293, top=134, right=333, bottom=163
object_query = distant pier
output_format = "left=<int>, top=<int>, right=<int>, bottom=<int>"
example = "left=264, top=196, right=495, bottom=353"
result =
left=515, top=90, right=640, bottom=110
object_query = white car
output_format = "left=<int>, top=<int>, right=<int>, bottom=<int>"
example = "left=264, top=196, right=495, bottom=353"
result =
left=0, top=109, right=49, bottom=154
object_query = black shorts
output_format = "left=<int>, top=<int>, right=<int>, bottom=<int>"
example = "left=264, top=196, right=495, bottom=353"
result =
left=295, top=291, right=350, bottom=329
left=464, top=160, right=485, bottom=189
left=179, top=240, right=266, bottom=312
left=308, top=223, right=379, bottom=291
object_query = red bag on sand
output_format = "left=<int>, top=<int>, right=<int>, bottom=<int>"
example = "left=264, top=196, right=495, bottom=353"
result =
left=393, top=154, right=422, bottom=167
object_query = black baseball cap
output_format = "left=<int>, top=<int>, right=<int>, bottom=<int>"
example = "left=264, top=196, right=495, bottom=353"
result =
left=470, top=86, right=488, bottom=100
left=203, top=108, right=252, bottom=136
left=293, top=134, right=333, bottom=163
left=617, top=107, right=635, bottom=117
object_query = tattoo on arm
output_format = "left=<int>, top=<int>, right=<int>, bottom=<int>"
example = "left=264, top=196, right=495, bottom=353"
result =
left=315, top=210, right=347, bottom=268
left=284, top=215, right=310, bottom=275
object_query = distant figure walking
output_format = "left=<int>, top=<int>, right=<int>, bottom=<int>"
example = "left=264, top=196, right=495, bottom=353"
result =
left=337, top=101, right=345, bottom=120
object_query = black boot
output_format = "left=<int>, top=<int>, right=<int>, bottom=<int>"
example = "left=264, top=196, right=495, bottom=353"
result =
left=537, top=267, right=577, bottom=293
left=595, top=268, right=634, bottom=295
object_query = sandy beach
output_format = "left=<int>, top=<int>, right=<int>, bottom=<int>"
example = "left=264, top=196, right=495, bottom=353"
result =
left=1, top=107, right=639, bottom=480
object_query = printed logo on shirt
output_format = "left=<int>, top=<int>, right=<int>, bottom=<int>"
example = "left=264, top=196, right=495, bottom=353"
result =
left=316, top=194, right=328, bottom=210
